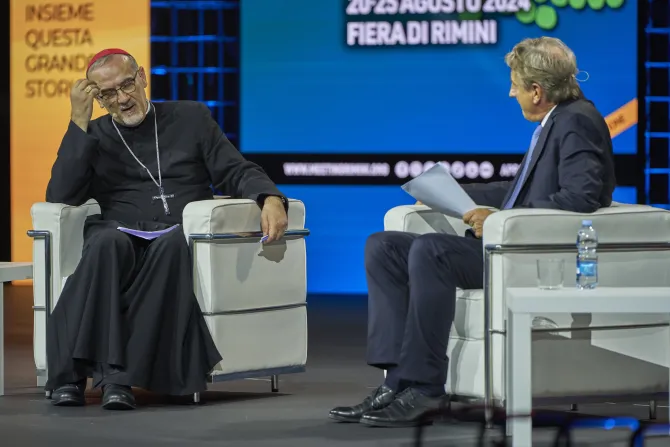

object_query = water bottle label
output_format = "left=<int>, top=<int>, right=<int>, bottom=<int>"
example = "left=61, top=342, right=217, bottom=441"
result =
left=577, top=260, right=597, bottom=277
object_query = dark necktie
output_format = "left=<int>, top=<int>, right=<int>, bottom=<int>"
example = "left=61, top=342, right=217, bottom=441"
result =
left=502, top=125, right=543, bottom=210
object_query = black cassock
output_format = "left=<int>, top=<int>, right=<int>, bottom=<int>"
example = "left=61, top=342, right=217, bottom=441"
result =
left=45, top=101, right=287, bottom=395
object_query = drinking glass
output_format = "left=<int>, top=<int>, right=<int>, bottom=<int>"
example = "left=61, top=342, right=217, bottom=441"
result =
left=536, top=259, right=565, bottom=290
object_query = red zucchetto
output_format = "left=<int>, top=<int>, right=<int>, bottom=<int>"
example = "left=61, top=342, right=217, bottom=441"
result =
left=87, top=48, right=131, bottom=74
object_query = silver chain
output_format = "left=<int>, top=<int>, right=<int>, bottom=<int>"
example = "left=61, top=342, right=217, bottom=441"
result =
left=111, top=101, right=170, bottom=215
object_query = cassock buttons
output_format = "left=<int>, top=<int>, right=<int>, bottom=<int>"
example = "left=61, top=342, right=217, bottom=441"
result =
left=153, top=217, right=158, bottom=221
left=154, top=225, right=159, bottom=230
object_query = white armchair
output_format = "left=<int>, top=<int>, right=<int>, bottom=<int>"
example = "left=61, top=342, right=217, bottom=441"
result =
left=384, top=202, right=670, bottom=418
left=28, top=197, right=309, bottom=401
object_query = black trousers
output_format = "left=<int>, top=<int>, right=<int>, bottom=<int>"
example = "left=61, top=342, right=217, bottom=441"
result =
left=365, top=231, right=483, bottom=387
left=45, top=220, right=222, bottom=396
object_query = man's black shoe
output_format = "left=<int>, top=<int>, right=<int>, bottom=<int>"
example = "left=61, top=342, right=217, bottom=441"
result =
left=102, top=384, right=136, bottom=410
left=360, top=387, right=449, bottom=428
left=51, top=381, right=86, bottom=407
left=329, top=384, right=396, bottom=423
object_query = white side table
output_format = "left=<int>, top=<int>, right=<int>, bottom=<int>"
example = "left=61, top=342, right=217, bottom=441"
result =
left=505, top=287, right=670, bottom=446
left=0, top=262, right=33, bottom=396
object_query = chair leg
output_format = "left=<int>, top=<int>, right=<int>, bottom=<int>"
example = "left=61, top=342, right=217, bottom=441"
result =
left=649, top=400, right=657, bottom=420
left=271, top=375, right=279, bottom=393
left=193, top=392, right=200, bottom=404
left=570, top=404, right=578, bottom=411
left=36, top=373, right=47, bottom=387
left=37, top=373, right=51, bottom=399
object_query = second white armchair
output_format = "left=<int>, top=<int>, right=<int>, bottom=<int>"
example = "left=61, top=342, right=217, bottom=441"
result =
left=383, top=202, right=670, bottom=419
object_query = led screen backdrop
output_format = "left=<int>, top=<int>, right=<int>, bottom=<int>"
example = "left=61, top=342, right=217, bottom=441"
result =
left=241, top=0, right=638, bottom=294
left=241, top=0, right=636, bottom=155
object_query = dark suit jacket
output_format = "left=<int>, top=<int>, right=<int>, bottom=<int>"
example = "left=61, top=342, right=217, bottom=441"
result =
left=462, top=98, right=615, bottom=213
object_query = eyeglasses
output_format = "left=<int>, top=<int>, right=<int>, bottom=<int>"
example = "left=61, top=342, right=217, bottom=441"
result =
left=97, top=70, right=140, bottom=102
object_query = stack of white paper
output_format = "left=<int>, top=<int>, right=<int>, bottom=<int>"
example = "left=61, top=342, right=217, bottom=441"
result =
left=401, top=163, right=476, bottom=218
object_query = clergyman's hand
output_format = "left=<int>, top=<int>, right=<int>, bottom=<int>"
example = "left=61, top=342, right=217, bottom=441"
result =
left=462, top=208, right=495, bottom=238
left=260, top=196, right=288, bottom=243
left=70, top=79, right=99, bottom=132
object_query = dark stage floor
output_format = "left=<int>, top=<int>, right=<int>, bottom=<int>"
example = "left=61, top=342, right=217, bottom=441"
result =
left=1, top=284, right=668, bottom=446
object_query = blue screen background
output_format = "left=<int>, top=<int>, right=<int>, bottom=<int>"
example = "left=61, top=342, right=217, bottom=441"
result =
left=241, top=0, right=637, bottom=155
left=240, top=1, right=638, bottom=294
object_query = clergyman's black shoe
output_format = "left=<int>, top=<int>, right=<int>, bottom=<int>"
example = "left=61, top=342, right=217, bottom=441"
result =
left=51, top=381, right=86, bottom=407
left=102, top=384, right=136, bottom=410
left=329, top=384, right=396, bottom=423
left=360, top=387, right=450, bottom=428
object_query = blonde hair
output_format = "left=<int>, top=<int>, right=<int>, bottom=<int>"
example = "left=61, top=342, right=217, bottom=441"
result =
left=505, top=37, right=583, bottom=103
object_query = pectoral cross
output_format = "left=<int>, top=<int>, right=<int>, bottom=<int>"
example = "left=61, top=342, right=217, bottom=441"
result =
left=152, top=187, right=174, bottom=216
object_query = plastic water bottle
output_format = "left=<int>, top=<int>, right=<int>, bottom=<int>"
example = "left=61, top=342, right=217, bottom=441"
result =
left=576, top=220, right=598, bottom=289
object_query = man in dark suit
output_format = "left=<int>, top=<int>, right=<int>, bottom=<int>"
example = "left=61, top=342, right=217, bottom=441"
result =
left=328, top=37, right=615, bottom=428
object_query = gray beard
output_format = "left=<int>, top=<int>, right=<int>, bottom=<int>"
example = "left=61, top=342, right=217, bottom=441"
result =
left=112, top=100, right=150, bottom=127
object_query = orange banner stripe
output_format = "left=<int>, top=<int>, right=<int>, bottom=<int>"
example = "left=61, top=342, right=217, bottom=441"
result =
left=10, top=0, right=151, bottom=267
left=605, top=98, right=638, bottom=138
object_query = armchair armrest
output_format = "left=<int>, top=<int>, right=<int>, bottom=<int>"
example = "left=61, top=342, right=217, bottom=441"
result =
left=482, top=204, right=670, bottom=246
left=384, top=205, right=471, bottom=236
left=182, top=198, right=306, bottom=236
left=30, top=200, right=100, bottom=287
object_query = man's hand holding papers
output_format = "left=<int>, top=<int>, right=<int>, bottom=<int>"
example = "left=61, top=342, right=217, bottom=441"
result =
left=401, top=163, right=477, bottom=218
left=462, top=208, right=495, bottom=238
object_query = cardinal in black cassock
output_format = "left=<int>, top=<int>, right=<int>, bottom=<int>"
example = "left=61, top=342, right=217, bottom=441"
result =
left=44, top=49, right=290, bottom=410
